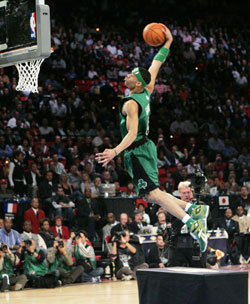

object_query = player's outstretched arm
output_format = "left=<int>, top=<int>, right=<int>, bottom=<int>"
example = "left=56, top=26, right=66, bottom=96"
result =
left=95, top=99, right=139, bottom=167
left=146, top=27, right=173, bottom=95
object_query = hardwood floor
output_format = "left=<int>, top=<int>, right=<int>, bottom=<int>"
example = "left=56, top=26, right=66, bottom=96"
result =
left=0, top=281, right=139, bottom=304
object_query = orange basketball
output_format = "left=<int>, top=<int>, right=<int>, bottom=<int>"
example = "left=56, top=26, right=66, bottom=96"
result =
left=143, top=23, right=167, bottom=47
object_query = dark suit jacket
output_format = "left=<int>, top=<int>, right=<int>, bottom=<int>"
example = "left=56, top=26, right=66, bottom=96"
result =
left=213, top=217, right=240, bottom=243
left=129, top=221, right=147, bottom=234
left=50, top=226, right=69, bottom=240
left=147, top=244, right=168, bottom=267
left=110, top=223, right=131, bottom=237
left=76, top=197, right=100, bottom=218
left=24, top=208, right=45, bottom=234
left=25, top=171, right=41, bottom=186
left=38, top=180, right=58, bottom=199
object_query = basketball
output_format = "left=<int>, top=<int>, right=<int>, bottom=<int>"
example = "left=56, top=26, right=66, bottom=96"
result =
left=143, top=23, right=167, bottom=46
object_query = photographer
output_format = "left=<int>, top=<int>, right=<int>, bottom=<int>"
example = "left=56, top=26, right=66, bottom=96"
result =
left=47, top=240, right=84, bottom=285
left=168, top=181, right=207, bottom=268
left=0, top=244, right=27, bottom=291
left=68, top=231, right=104, bottom=283
left=17, top=239, right=47, bottom=280
left=111, top=230, right=148, bottom=281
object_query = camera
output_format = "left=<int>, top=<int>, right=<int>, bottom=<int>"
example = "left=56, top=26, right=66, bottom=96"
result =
left=190, top=169, right=206, bottom=194
left=0, top=244, right=7, bottom=251
left=24, top=240, right=32, bottom=247
left=114, top=231, right=126, bottom=242
left=58, top=240, right=64, bottom=248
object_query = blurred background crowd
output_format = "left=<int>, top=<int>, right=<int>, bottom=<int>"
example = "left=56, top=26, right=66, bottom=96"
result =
left=0, top=0, right=250, bottom=291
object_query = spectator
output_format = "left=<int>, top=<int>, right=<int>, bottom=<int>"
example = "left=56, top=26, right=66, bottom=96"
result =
left=39, top=118, right=54, bottom=141
left=21, top=220, right=47, bottom=250
left=8, top=151, right=26, bottom=196
left=51, top=187, right=75, bottom=228
left=147, top=234, right=169, bottom=268
left=25, top=163, right=42, bottom=198
left=213, top=208, right=240, bottom=264
left=76, top=188, right=102, bottom=242
left=51, top=154, right=66, bottom=176
left=129, top=210, right=148, bottom=234
left=111, top=213, right=130, bottom=237
left=0, top=135, right=13, bottom=159
left=137, top=203, right=150, bottom=224
left=102, top=213, right=119, bottom=252
left=24, top=198, right=45, bottom=234
left=67, top=165, right=82, bottom=191
left=90, top=176, right=102, bottom=198
left=239, top=186, right=250, bottom=214
left=0, top=218, right=21, bottom=250
left=51, top=215, right=70, bottom=240
left=0, top=179, right=14, bottom=197
left=0, top=218, right=3, bottom=229
left=38, top=170, right=58, bottom=215
left=50, top=136, right=66, bottom=159
left=39, top=218, right=57, bottom=249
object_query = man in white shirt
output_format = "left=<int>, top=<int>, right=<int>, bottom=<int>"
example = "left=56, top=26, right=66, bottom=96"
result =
left=21, top=220, right=47, bottom=250
left=102, top=213, right=119, bottom=252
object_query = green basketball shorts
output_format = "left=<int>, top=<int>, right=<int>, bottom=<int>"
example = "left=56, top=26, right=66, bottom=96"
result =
left=123, top=139, right=159, bottom=196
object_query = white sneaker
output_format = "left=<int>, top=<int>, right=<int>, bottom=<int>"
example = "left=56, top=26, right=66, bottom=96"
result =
left=122, top=274, right=132, bottom=281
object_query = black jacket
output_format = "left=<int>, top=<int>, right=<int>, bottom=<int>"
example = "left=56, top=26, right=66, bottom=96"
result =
left=129, top=221, right=147, bottom=234
left=213, top=218, right=239, bottom=243
left=76, top=197, right=100, bottom=218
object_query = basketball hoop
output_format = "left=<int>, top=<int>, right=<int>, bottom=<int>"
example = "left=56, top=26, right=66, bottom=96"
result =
left=15, top=58, right=44, bottom=93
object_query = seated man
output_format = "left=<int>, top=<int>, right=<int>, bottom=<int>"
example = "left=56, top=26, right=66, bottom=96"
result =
left=0, top=244, right=27, bottom=291
left=68, top=231, right=104, bottom=283
left=129, top=210, right=148, bottom=234
left=0, top=219, right=21, bottom=251
left=102, top=213, right=119, bottom=253
left=47, top=240, right=84, bottom=285
left=21, top=220, right=47, bottom=250
left=51, top=216, right=70, bottom=240
left=111, top=213, right=130, bottom=237
left=111, top=230, right=148, bottom=280
left=51, top=187, right=75, bottom=228
left=0, top=179, right=14, bottom=197
left=24, top=197, right=45, bottom=234
left=147, top=234, right=169, bottom=268
left=39, top=218, right=57, bottom=249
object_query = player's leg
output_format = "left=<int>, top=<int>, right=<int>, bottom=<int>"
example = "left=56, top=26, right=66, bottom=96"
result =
left=146, top=188, right=207, bottom=252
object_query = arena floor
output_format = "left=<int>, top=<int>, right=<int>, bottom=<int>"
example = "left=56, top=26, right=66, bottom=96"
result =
left=0, top=281, right=139, bottom=304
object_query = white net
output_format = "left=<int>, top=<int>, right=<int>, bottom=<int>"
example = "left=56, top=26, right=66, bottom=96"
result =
left=15, top=58, right=44, bottom=93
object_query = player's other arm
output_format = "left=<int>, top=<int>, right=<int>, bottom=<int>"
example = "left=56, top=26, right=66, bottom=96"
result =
left=96, top=99, right=139, bottom=167
left=146, top=27, right=173, bottom=95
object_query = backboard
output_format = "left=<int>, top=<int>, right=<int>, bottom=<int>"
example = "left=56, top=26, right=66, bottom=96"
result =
left=0, top=0, right=51, bottom=67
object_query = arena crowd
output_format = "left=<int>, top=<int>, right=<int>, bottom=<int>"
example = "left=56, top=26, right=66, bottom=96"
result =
left=0, top=1, right=250, bottom=291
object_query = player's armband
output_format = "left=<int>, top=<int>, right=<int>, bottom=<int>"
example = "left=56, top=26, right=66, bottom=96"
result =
left=153, top=47, right=170, bottom=63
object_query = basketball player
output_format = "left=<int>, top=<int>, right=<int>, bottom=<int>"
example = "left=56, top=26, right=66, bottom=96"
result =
left=96, top=27, right=209, bottom=252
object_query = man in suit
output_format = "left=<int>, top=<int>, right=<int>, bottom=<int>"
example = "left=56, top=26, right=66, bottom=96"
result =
left=76, top=187, right=102, bottom=242
left=213, top=208, right=240, bottom=264
left=129, top=210, right=148, bottom=234
left=147, top=234, right=169, bottom=268
left=25, top=163, right=42, bottom=198
left=50, top=215, right=69, bottom=240
left=111, top=213, right=131, bottom=237
left=24, top=197, right=45, bottom=234
left=38, top=170, right=58, bottom=216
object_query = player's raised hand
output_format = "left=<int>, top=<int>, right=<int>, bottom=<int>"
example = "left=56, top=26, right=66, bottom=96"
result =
left=95, top=149, right=116, bottom=167
left=161, top=25, right=173, bottom=43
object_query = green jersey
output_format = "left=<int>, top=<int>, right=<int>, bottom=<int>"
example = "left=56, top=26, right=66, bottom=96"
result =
left=0, top=254, right=15, bottom=278
left=23, top=249, right=47, bottom=276
left=119, top=89, right=151, bottom=141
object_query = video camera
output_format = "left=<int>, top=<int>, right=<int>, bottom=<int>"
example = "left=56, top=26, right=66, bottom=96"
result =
left=23, top=240, right=32, bottom=247
left=114, top=231, right=126, bottom=242
left=58, top=240, right=64, bottom=248
left=0, top=244, right=7, bottom=251
left=190, top=169, right=207, bottom=194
